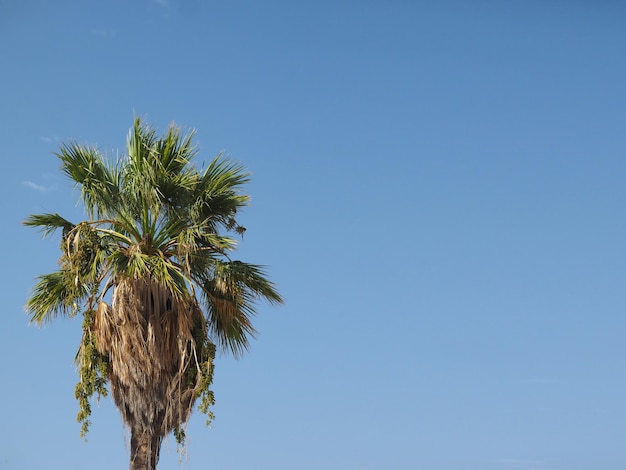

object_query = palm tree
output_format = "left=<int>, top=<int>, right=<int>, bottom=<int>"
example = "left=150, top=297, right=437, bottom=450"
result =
left=24, top=118, right=282, bottom=470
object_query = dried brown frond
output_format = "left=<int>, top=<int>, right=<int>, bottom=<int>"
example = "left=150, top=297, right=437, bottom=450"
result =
left=92, top=276, right=213, bottom=464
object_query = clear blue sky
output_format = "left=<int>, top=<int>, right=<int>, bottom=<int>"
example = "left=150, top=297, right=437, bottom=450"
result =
left=2, top=1, right=625, bottom=469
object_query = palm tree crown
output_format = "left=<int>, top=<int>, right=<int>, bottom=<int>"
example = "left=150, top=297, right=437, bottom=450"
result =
left=24, top=118, right=282, bottom=469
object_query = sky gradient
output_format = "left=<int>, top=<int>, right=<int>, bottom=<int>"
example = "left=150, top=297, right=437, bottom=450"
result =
left=2, top=1, right=626, bottom=469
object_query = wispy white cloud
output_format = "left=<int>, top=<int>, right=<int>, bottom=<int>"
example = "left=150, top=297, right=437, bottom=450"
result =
left=39, top=135, right=59, bottom=144
left=22, top=180, right=54, bottom=193
left=22, top=181, right=49, bottom=192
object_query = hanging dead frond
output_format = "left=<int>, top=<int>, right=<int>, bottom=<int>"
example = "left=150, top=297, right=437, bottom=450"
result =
left=91, top=276, right=215, bottom=463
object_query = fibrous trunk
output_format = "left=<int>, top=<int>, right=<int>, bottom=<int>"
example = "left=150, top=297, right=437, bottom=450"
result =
left=94, top=276, right=205, bottom=470
left=130, top=428, right=160, bottom=470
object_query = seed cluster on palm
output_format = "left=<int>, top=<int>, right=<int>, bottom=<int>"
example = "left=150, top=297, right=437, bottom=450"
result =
left=24, top=118, right=282, bottom=470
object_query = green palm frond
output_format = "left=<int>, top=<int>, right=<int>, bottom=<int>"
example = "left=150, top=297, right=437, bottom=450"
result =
left=201, top=288, right=257, bottom=357
left=127, top=117, right=157, bottom=173
left=57, top=143, right=120, bottom=218
left=220, top=261, right=283, bottom=304
left=155, top=123, right=197, bottom=175
left=151, top=256, right=190, bottom=300
left=26, top=270, right=86, bottom=323
left=196, top=260, right=282, bottom=356
left=23, top=213, right=75, bottom=237
left=201, top=157, right=251, bottom=191
left=192, top=157, right=250, bottom=221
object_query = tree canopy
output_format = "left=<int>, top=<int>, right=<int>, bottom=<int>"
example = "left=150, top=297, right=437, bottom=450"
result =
left=24, top=118, right=282, bottom=469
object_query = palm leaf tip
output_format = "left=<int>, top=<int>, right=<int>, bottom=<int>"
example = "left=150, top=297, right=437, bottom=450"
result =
left=23, top=213, right=75, bottom=237
left=25, top=271, right=77, bottom=324
left=228, top=261, right=284, bottom=304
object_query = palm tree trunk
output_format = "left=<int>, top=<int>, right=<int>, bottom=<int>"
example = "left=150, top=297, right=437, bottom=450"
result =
left=129, top=429, right=160, bottom=470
